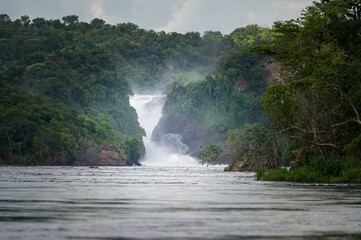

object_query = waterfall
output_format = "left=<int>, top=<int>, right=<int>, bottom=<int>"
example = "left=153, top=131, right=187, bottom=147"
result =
left=129, top=95, right=199, bottom=166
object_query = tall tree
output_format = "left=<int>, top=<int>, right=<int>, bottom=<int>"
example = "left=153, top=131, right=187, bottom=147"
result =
left=252, top=0, right=361, bottom=162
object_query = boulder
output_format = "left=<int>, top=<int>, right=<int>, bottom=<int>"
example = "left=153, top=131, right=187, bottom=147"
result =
left=225, top=161, right=252, bottom=172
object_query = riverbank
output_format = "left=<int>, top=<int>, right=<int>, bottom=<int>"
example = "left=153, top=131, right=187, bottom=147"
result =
left=256, top=161, right=361, bottom=183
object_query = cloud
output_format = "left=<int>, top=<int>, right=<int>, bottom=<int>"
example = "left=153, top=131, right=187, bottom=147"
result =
left=91, top=0, right=106, bottom=20
left=158, top=0, right=313, bottom=34
left=270, top=0, right=310, bottom=22
left=157, top=0, right=198, bottom=33
left=0, top=0, right=314, bottom=34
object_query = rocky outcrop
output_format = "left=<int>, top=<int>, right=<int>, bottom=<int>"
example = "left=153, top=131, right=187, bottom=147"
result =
left=99, top=144, right=127, bottom=166
left=263, top=59, right=286, bottom=85
left=224, top=161, right=252, bottom=172
left=0, top=143, right=130, bottom=167
left=72, top=144, right=127, bottom=166
left=234, top=75, right=249, bottom=93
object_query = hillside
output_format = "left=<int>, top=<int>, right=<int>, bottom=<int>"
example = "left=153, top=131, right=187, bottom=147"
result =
left=152, top=27, right=276, bottom=159
left=0, top=14, right=228, bottom=165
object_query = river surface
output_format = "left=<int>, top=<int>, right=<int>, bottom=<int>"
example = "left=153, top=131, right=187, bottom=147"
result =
left=1, top=166, right=361, bottom=240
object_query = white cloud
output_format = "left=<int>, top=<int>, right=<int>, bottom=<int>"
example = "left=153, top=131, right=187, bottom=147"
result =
left=1, top=0, right=314, bottom=33
left=271, top=0, right=310, bottom=22
left=157, top=0, right=313, bottom=34
left=91, top=0, right=106, bottom=20
left=158, top=0, right=199, bottom=33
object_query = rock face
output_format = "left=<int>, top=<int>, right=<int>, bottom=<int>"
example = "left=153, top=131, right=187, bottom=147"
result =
left=99, top=144, right=127, bottom=166
left=224, top=161, right=251, bottom=172
left=152, top=112, right=224, bottom=158
left=0, top=143, right=128, bottom=166
left=263, top=59, right=286, bottom=85
left=234, top=75, right=249, bottom=93
left=74, top=144, right=127, bottom=166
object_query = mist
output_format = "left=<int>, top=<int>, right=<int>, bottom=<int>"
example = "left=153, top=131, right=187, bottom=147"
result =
left=129, top=94, right=199, bottom=166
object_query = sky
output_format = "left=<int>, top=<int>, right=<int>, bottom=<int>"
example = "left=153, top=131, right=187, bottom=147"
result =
left=1, top=0, right=314, bottom=34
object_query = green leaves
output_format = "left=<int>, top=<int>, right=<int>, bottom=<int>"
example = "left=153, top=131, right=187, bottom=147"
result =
left=225, top=123, right=280, bottom=170
left=0, top=83, right=144, bottom=165
left=253, top=0, right=361, bottom=165
left=198, top=145, right=223, bottom=166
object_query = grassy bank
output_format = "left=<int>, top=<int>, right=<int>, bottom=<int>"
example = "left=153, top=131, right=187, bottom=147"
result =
left=257, top=157, right=361, bottom=183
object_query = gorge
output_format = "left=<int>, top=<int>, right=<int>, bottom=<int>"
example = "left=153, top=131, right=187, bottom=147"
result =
left=129, top=94, right=199, bottom=166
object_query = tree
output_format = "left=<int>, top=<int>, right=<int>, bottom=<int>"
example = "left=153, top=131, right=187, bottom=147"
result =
left=19, top=15, right=30, bottom=27
left=62, top=15, right=79, bottom=28
left=198, top=145, right=223, bottom=166
left=125, top=137, right=143, bottom=165
left=252, top=0, right=361, bottom=162
left=226, top=25, right=271, bottom=49
left=0, top=14, right=10, bottom=23
left=225, top=123, right=280, bottom=170
left=90, top=18, right=105, bottom=29
left=203, top=31, right=225, bottom=58
left=32, top=17, right=46, bottom=28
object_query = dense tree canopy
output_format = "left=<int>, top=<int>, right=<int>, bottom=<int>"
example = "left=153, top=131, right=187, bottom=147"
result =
left=0, top=14, right=234, bottom=164
left=1, top=14, right=269, bottom=165
left=162, top=26, right=273, bottom=158
left=250, top=0, right=361, bottom=181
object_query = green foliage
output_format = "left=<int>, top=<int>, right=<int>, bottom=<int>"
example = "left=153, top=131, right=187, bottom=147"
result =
left=2, top=13, right=252, bottom=165
left=2, top=15, right=266, bottom=165
left=198, top=145, right=223, bottom=166
left=307, top=156, right=343, bottom=177
left=0, top=83, right=145, bottom=165
left=225, top=25, right=274, bottom=50
left=225, top=123, right=282, bottom=170
left=260, top=157, right=361, bottom=183
left=164, top=49, right=269, bottom=136
left=215, top=50, right=266, bottom=91
left=124, top=137, right=143, bottom=165
left=251, top=0, right=361, bottom=172
left=0, top=15, right=256, bottom=141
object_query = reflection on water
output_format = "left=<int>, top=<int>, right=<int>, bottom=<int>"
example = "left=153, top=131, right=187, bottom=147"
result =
left=0, top=166, right=361, bottom=239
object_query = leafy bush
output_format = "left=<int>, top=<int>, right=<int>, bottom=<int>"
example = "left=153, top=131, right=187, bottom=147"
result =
left=260, top=157, right=361, bottom=183
left=225, top=123, right=281, bottom=170
left=198, top=145, right=223, bottom=166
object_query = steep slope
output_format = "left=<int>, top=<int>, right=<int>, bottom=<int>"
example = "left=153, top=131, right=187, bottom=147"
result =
left=153, top=50, right=274, bottom=158
left=0, top=15, right=229, bottom=165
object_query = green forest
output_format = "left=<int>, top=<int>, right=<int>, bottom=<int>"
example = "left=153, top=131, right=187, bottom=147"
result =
left=252, top=0, right=361, bottom=182
left=164, top=0, right=361, bottom=182
left=1, top=0, right=361, bottom=182
left=0, top=13, right=227, bottom=165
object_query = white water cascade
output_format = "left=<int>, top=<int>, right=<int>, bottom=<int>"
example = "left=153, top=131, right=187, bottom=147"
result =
left=129, top=95, right=199, bottom=166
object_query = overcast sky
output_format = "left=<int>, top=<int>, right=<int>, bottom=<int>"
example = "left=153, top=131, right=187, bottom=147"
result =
left=1, top=0, right=314, bottom=34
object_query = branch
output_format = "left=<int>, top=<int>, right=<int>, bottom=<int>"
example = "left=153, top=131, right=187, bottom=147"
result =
left=308, top=141, right=340, bottom=149
left=279, top=125, right=308, bottom=134
left=280, top=125, right=330, bottom=136
left=337, top=88, right=361, bottom=126
left=332, top=119, right=357, bottom=127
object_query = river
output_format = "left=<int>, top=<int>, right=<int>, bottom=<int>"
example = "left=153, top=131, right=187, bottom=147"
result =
left=1, top=166, right=361, bottom=239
